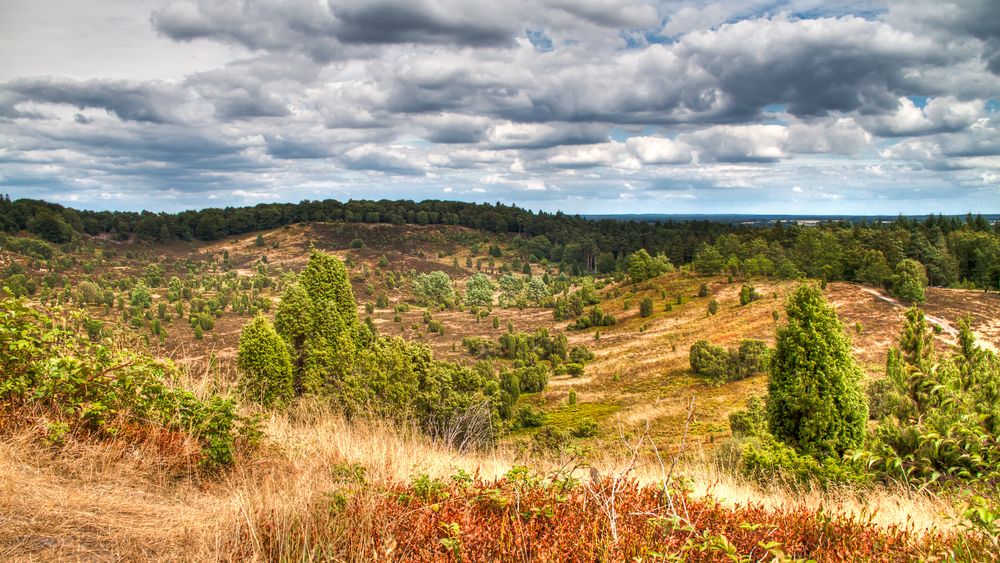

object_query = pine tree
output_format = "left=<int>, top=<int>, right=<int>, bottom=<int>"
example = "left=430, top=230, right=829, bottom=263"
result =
left=237, top=315, right=293, bottom=407
left=899, top=306, right=933, bottom=371
left=767, top=284, right=867, bottom=459
left=274, top=251, right=361, bottom=396
left=274, top=282, right=313, bottom=394
left=301, top=250, right=358, bottom=329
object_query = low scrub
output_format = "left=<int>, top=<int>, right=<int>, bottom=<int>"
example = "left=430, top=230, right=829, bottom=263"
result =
left=689, top=338, right=771, bottom=385
left=234, top=467, right=982, bottom=561
left=0, top=296, right=258, bottom=469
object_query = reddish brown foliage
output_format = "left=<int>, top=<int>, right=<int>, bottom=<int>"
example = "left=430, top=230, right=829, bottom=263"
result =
left=245, top=474, right=973, bottom=562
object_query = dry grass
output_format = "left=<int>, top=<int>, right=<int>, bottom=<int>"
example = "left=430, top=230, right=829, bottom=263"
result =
left=0, top=401, right=961, bottom=561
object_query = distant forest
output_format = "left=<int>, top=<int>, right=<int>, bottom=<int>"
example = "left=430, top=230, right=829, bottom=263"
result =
left=1, top=195, right=999, bottom=290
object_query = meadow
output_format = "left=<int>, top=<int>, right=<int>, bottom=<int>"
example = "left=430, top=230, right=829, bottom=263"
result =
left=3, top=215, right=1000, bottom=560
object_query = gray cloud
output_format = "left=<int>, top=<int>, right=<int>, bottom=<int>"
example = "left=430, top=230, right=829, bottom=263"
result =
left=341, top=144, right=427, bottom=175
left=1, top=0, right=999, bottom=213
left=2, top=77, right=190, bottom=123
left=886, top=0, right=1000, bottom=73
left=151, top=0, right=519, bottom=62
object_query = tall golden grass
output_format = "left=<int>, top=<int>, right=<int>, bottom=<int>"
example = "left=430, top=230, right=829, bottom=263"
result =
left=0, top=399, right=958, bottom=561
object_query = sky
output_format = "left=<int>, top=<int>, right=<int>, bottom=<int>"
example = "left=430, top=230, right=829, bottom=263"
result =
left=1, top=0, right=999, bottom=215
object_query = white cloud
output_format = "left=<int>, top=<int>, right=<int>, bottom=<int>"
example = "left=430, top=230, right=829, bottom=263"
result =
left=2, top=0, right=1000, bottom=213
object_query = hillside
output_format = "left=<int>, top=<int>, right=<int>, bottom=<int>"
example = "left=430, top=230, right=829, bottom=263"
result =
left=2, top=221, right=1000, bottom=560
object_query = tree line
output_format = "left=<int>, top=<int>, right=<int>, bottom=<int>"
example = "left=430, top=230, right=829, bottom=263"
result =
left=2, top=195, right=999, bottom=289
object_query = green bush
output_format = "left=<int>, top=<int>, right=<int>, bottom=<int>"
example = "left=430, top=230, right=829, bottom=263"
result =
left=237, top=315, right=294, bottom=408
left=0, top=296, right=256, bottom=468
left=531, top=426, right=569, bottom=455
left=689, top=340, right=730, bottom=384
left=571, top=417, right=599, bottom=438
left=464, top=273, right=495, bottom=307
left=639, top=296, right=653, bottom=318
left=730, top=339, right=771, bottom=380
left=569, top=306, right=616, bottom=330
left=736, top=433, right=868, bottom=486
left=767, top=285, right=867, bottom=459
left=568, top=346, right=594, bottom=364
left=728, top=396, right=767, bottom=438
left=862, top=312, right=1000, bottom=489
left=514, top=364, right=550, bottom=393
left=515, top=406, right=545, bottom=428
left=739, top=284, right=761, bottom=306
left=413, top=271, right=455, bottom=308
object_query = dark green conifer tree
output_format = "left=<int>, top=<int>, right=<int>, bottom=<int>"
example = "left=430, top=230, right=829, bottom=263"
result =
left=237, top=315, right=293, bottom=407
left=767, top=284, right=867, bottom=458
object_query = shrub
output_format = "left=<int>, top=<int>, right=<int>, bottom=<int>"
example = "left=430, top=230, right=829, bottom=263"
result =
left=515, top=406, right=545, bottom=428
left=736, top=433, right=868, bottom=485
left=692, top=339, right=771, bottom=385
left=349, top=238, right=364, bottom=249
left=462, top=336, right=497, bottom=357
left=464, top=273, right=495, bottom=307
left=730, top=339, right=771, bottom=380
left=413, top=271, right=455, bottom=308
left=571, top=417, right=599, bottom=438
left=698, top=283, right=709, bottom=297
left=570, top=306, right=616, bottom=330
left=729, top=396, right=767, bottom=438
left=82, top=318, right=104, bottom=341
left=514, top=364, right=550, bottom=393
left=237, top=315, right=294, bottom=408
left=862, top=312, right=1000, bottom=489
left=76, top=281, right=101, bottom=305
left=739, top=284, right=761, bottom=306
left=689, top=340, right=730, bottom=384
left=639, top=297, right=653, bottom=318
left=568, top=346, right=594, bottom=364
left=707, top=299, right=718, bottom=316
left=565, top=363, right=584, bottom=377
left=767, top=285, right=867, bottom=459
left=531, top=426, right=569, bottom=454
left=130, top=281, right=152, bottom=309
left=0, top=296, right=255, bottom=468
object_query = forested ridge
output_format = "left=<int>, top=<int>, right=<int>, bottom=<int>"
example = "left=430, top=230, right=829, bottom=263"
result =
left=2, top=195, right=998, bottom=290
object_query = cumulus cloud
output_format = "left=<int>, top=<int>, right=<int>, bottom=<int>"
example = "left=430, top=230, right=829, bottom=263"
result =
left=860, top=96, right=985, bottom=136
left=342, top=144, right=427, bottom=175
left=2, top=77, right=194, bottom=124
left=484, top=122, right=608, bottom=149
left=151, top=0, right=519, bottom=61
left=1, top=0, right=999, bottom=213
left=625, top=136, right=692, bottom=164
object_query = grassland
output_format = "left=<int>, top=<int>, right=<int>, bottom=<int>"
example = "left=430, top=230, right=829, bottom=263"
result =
left=2, top=222, right=999, bottom=560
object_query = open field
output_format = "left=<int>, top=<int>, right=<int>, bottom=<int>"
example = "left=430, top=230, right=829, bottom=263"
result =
left=3, top=221, right=1000, bottom=560
left=8, top=221, right=999, bottom=449
left=0, top=404, right=964, bottom=561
